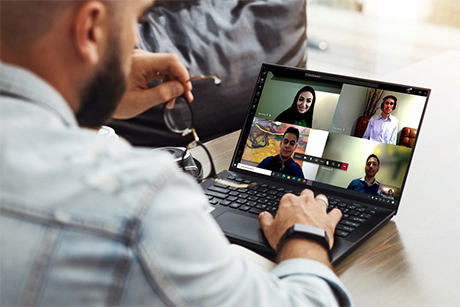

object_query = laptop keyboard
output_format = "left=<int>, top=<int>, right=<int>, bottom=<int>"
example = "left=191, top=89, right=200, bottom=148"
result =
left=205, top=176, right=378, bottom=238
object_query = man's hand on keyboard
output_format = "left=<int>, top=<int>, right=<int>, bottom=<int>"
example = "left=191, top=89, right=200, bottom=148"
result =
left=258, top=189, right=342, bottom=267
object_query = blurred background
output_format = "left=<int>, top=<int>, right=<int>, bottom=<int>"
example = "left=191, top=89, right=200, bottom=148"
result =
left=306, top=0, right=460, bottom=78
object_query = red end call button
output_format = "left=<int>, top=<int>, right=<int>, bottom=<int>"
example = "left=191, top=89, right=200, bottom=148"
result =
left=341, top=163, right=349, bottom=171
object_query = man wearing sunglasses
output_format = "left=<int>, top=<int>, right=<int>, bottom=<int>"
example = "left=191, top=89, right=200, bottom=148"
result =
left=0, top=1, right=351, bottom=306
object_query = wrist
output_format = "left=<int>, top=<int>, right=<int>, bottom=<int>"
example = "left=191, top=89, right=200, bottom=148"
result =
left=276, top=224, right=331, bottom=261
left=277, top=238, right=331, bottom=267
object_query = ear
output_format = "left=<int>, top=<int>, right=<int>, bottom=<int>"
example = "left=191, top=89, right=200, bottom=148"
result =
left=73, top=1, right=108, bottom=65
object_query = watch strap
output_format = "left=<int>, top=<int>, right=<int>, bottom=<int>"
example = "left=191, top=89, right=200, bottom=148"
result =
left=276, top=224, right=330, bottom=257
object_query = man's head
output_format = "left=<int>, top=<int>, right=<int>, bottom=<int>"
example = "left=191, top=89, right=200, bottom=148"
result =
left=380, top=95, right=397, bottom=116
left=365, top=154, right=380, bottom=178
left=1, top=0, right=154, bottom=128
left=279, top=127, right=300, bottom=161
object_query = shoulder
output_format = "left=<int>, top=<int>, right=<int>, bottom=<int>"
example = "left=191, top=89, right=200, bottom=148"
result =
left=290, top=158, right=302, bottom=168
left=276, top=109, right=292, bottom=121
left=1, top=126, right=186, bottom=214
left=348, top=178, right=361, bottom=186
left=259, top=155, right=275, bottom=165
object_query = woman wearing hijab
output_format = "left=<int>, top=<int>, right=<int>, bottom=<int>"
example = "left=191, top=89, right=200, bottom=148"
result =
left=275, top=86, right=316, bottom=128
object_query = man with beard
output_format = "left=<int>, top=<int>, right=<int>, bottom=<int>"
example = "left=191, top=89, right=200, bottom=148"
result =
left=0, top=1, right=351, bottom=306
left=257, top=127, right=305, bottom=178
left=362, top=95, right=399, bottom=145
left=347, top=154, right=382, bottom=195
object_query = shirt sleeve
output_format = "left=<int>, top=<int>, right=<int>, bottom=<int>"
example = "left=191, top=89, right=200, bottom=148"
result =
left=135, top=170, right=353, bottom=307
left=347, top=179, right=357, bottom=190
left=390, top=117, right=398, bottom=145
left=362, top=118, right=372, bottom=140
left=257, top=156, right=270, bottom=169
left=294, top=164, right=305, bottom=178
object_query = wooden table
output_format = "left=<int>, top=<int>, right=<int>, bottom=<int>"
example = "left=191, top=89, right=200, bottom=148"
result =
left=199, top=50, right=460, bottom=306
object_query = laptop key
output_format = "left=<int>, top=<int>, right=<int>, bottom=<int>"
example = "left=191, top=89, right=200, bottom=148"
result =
left=206, top=191, right=228, bottom=199
left=340, top=220, right=360, bottom=228
left=349, top=217, right=366, bottom=223
left=335, top=230, right=350, bottom=237
left=239, top=205, right=251, bottom=211
left=219, top=200, right=231, bottom=206
left=336, top=224, right=355, bottom=232
left=249, top=208, right=265, bottom=215
left=229, top=203, right=241, bottom=209
left=208, top=186, right=229, bottom=194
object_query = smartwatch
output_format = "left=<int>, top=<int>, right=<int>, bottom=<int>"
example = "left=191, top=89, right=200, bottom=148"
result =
left=276, top=224, right=330, bottom=257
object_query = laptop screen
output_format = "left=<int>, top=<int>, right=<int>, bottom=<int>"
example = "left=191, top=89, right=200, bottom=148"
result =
left=230, top=63, right=430, bottom=209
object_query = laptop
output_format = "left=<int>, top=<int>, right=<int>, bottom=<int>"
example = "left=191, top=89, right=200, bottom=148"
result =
left=200, top=63, right=430, bottom=264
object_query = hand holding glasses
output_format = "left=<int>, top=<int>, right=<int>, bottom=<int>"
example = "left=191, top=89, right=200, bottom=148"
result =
left=162, top=75, right=256, bottom=189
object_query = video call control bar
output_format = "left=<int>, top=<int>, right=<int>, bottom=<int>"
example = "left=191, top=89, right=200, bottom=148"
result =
left=294, top=153, right=349, bottom=171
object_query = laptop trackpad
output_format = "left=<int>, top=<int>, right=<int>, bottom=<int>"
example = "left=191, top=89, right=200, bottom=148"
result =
left=216, top=212, right=267, bottom=245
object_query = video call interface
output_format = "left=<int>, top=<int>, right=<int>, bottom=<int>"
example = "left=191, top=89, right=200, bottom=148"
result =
left=232, top=65, right=429, bottom=205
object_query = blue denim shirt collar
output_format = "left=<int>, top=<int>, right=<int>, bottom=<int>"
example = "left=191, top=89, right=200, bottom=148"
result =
left=0, top=60, right=78, bottom=128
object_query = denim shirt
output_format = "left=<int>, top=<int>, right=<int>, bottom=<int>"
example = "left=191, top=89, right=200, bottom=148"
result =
left=0, top=61, right=353, bottom=306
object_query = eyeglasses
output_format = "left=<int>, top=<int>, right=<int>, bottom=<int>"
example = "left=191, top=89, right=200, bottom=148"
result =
left=162, top=75, right=256, bottom=188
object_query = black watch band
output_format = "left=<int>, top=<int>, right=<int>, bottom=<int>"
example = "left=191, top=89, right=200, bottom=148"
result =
left=276, top=224, right=330, bottom=257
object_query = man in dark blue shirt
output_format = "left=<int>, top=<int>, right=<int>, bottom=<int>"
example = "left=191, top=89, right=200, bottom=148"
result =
left=257, top=127, right=304, bottom=178
left=347, top=154, right=381, bottom=195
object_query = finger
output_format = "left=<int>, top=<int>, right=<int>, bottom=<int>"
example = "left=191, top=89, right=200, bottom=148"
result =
left=143, top=53, right=192, bottom=91
left=299, top=188, right=314, bottom=199
left=149, top=81, right=185, bottom=107
left=165, top=97, right=176, bottom=110
left=258, top=211, right=274, bottom=233
left=328, top=208, right=342, bottom=226
left=315, top=194, right=329, bottom=209
left=184, top=90, right=194, bottom=103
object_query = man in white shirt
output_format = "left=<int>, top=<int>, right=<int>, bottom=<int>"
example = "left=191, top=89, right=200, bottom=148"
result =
left=363, top=95, right=399, bottom=145
left=0, top=1, right=352, bottom=306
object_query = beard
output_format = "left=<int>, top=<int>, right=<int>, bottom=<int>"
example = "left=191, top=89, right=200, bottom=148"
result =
left=76, top=40, right=127, bottom=129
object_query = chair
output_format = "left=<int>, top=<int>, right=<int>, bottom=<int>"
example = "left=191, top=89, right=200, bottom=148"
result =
left=399, top=127, right=417, bottom=147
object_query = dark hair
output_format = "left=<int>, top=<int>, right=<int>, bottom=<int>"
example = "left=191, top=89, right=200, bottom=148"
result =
left=292, top=86, right=316, bottom=127
left=380, top=95, right=398, bottom=111
left=366, top=154, right=380, bottom=166
left=283, top=127, right=300, bottom=142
